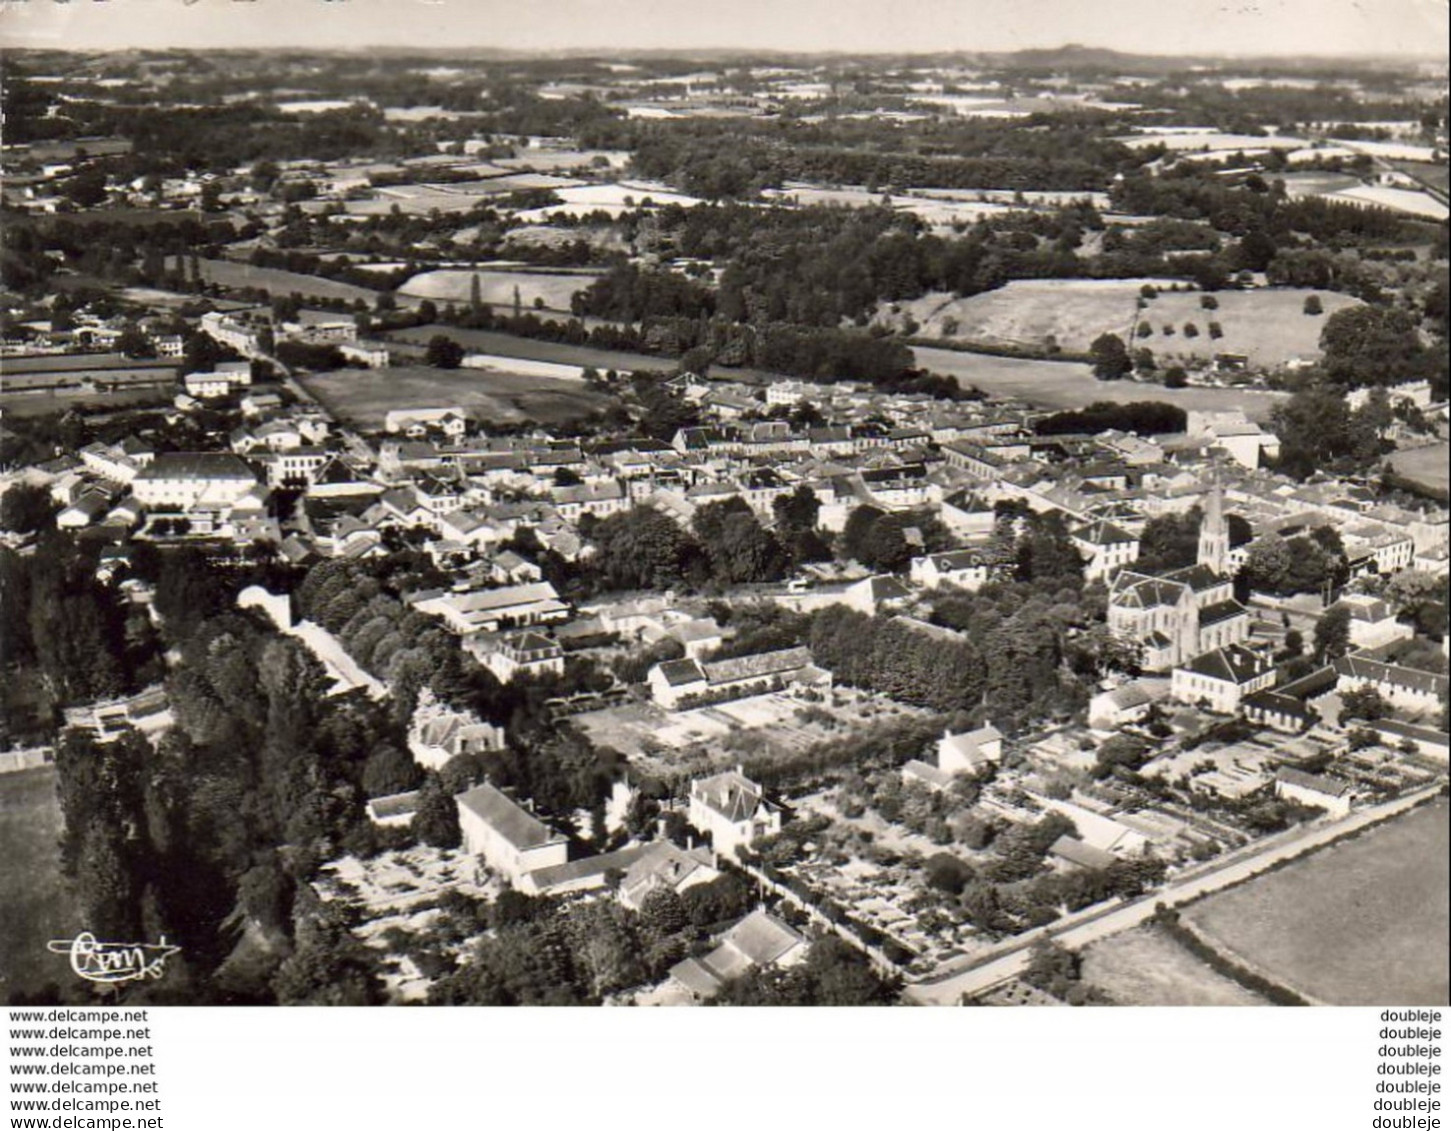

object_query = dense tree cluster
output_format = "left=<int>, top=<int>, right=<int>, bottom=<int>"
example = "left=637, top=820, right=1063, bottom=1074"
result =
left=428, top=873, right=757, bottom=1005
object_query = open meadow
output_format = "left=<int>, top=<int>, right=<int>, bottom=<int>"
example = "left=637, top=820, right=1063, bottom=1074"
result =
left=397, top=267, right=601, bottom=312
left=386, top=324, right=670, bottom=374
left=297, top=364, right=617, bottom=430
left=198, top=259, right=377, bottom=304
left=911, top=344, right=1290, bottom=421
left=1079, top=925, right=1267, bottom=1006
left=1389, top=443, right=1451, bottom=494
left=0, top=766, right=78, bottom=1002
left=894, top=279, right=1358, bottom=368
left=1183, top=800, right=1450, bottom=1006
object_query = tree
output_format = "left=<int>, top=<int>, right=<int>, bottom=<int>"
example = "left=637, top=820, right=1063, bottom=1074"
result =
left=424, top=335, right=465, bottom=369
left=1164, top=366, right=1188, bottom=388
left=1303, top=294, right=1323, bottom=316
left=0, top=483, right=57, bottom=534
left=362, top=743, right=422, bottom=798
left=1089, top=333, right=1131, bottom=381
left=1319, top=305, right=1425, bottom=389
left=412, top=773, right=461, bottom=848
left=115, top=324, right=156, bottom=359
left=1314, top=604, right=1351, bottom=661
left=1339, top=685, right=1388, bottom=723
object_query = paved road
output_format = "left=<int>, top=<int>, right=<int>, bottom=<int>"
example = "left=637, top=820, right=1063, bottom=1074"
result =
left=904, top=784, right=1445, bottom=1005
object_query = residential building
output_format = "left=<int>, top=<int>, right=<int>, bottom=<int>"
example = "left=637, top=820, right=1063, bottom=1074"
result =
left=669, top=909, right=807, bottom=1001
left=1171, top=644, right=1276, bottom=714
left=456, top=782, right=570, bottom=886
left=687, top=768, right=781, bottom=859
left=131, top=452, right=258, bottom=509
left=647, top=645, right=826, bottom=710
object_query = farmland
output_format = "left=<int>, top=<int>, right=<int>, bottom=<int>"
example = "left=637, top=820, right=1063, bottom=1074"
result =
left=0, top=766, right=78, bottom=1001
left=297, top=364, right=617, bottom=430
left=1080, top=925, right=1267, bottom=1006
left=397, top=267, right=601, bottom=312
left=197, top=259, right=377, bottom=304
left=1183, top=800, right=1450, bottom=1006
left=911, top=344, right=1290, bottom=421
left=892, top=279, right=1359, bottom=368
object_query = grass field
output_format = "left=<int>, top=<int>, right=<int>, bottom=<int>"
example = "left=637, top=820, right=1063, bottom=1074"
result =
left=387, top=324, right=670, bottom=374
left=0, top=766, right=78, bottom=1002
left=397, top=268, right=601, bottom=312
left=894, top=279, right=1359, bottom=369
left=198, top=259, right=377, bottom=304
left=298, top=364, right=617, bottom=430
left=911, top=344, right=1289, bottom=421
left=1389, top=443, right=1450, bottom=493
left=1080, top=925, right=1267, bottom=1006
left=1184, top=800, right=1449, bottom=1006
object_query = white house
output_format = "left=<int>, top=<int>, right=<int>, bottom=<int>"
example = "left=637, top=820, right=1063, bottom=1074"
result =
left=406, top=689, right=505, bottom=770
left=1171, top=644, right=1276, bottom=714
left=938, top=724, right=1004, bottom=774
left=469, top=630, right=566, bottom=684
left=455, top=782, right=569, bottom=885
left=1274, top=768, right=1354, bottom=818
left=687, top=768, right=781, bottom=860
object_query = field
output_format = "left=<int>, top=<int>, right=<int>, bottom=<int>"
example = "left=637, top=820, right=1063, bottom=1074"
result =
left=397, top=268, right=601, bottom=312
left=297, top=364, right=617, bottom=430
left=1080, top=926, right=1267, bottom=1006
left=386, top=324, right=670, bottom=374
left=911, top=344, right=1289, bottom=422
left=0, top=766, right=78, bottom=1001
left=197, top=259, right=377, bottom=303
left=895, top=279, right=1359, bottom=368
left=1184, top=800, right=1450, bottom=1006
left=1389, top=444, right=1451, bottom=494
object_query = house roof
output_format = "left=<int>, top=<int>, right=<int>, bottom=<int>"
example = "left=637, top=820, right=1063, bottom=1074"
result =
left=1334, top=655, right=1449, bottom=698
left=701, top=646, right=812, bottom=686
left=525, top=844, right=651, bottom=893
left=656, top=657, right=707, bottom=688
left=691, top=769, right=768, bottom=822
left=715, top=908, right=804, bottom=967
left=1198, top=598, right=1250, bottom=627
left=1050, top=835, right=1117, bottom=870
left=455, top=783, right=567, bottom=851
left=1275, top=768, right=1352, bottom=798
left=136, top=452, right=256, bottom=481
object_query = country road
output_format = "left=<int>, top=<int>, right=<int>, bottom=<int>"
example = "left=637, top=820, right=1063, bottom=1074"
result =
left=904, top=783, right=1446, bottom=1005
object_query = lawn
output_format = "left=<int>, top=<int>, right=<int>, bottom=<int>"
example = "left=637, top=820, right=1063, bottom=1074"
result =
left=397, top=267, right=601, bottom=312
left=0, top=766, right=79, bottom=1002
left=1389, top=443, right=1450, bottom=494
left=197, top=259, right=377, bottom=304
left=387, top=323, right=669, bottom=375
left=297, top=364, right=617, bottom=430
left=896, top=279, right=1358, bottom=369
left=911, top=344, right=1289, bottom=422
left=1080, top=925, right=1267, bottom=1006
left=1184, top=800, right=1449, bottom=1006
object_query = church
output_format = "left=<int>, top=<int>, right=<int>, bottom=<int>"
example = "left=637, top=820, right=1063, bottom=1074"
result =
left=1107, top=484, right=1252, bottom=671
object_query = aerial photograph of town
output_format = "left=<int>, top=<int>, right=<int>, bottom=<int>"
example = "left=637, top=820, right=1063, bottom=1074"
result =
left=0, top=0, right=1447, bottom=1011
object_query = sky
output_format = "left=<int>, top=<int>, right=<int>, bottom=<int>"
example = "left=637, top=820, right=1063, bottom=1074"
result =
left=1, top=0, right=1448, bottom=58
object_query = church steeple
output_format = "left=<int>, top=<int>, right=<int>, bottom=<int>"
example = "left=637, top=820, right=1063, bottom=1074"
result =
left=1198, top=478, right=1229, bottom=575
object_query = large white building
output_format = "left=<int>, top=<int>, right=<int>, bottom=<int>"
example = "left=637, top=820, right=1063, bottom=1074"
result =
left=131, top=452, right=258, bottom=509
left=455, top=782, right=569, bottom=886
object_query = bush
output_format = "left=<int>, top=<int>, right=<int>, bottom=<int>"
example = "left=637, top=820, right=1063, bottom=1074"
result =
left=1303, top=294, right=1323, bottom=315
left=1200, top=294, right=1219, bottom=310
